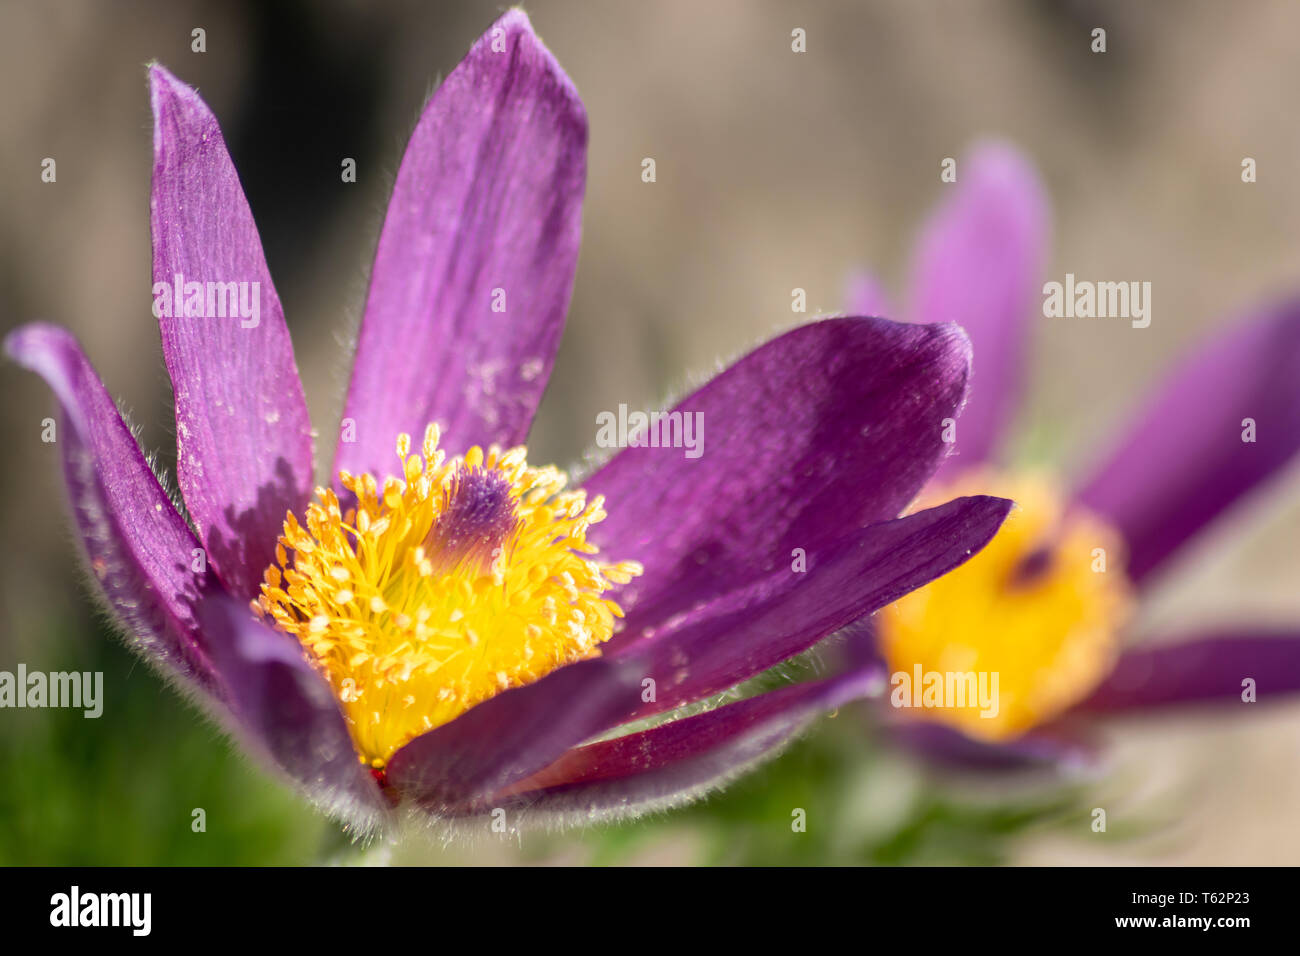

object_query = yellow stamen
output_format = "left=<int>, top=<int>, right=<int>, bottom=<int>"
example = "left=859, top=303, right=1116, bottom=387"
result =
left=876, top=469, right=1133, bottom=741
left=257, top=425, right=642, bottom=767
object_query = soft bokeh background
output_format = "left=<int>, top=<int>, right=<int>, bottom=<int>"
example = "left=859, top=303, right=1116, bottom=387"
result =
left=3, top=0, right=1299, bottom=864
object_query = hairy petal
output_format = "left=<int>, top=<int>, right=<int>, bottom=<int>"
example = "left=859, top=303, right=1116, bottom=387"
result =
left=584, top=316, right=974, bottom=647
left=487, top=671, right=879, bottom=825
left=6, top=323, right=220, bottom=694
left=150, top=64, right=314, bottom=600
left=384, top=656, right=646, bottom=813
left=612, top=495, right=1013, bottom=722
left=336, top=9, right=586, bottom=479
left=198, top=597, right=390, bottom=834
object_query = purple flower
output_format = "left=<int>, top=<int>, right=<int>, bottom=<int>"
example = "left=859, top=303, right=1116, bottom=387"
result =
left=6, top=11, right=1011, bottom=833
left=845, top=142, right=1300, bottom=769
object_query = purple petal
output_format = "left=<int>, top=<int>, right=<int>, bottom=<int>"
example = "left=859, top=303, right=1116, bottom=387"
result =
left=197, top=597, right=390, bottom=833
left=384, top=656, right=647, bottom=813
left=149, top=65, right=314, bottom=600
left=833, top=618, right=886, bottom=674
left=1079, top=632, right=1300, bottom=712
left=882, top=717, right=1095, bottom=772
left=584, top=316, right=974, bottom=647
left=6, top=323, right=220, bottom=694
left=612, top=495, right=1013, bottom=722
left=486, top=671, right=877, bottom=825
left=384, top=495, right=1008, bottom=813
left=335, top=9, right=586, bottom=479
left=1074, top=302, right=1300, bottom=583
left=904, top=141, right=1049, bottom=476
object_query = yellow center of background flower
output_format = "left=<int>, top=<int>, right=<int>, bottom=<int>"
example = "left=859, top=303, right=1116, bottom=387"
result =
left=257, top=425, right=642, bottom=768
left=875, top=469, right=1133, bottom=742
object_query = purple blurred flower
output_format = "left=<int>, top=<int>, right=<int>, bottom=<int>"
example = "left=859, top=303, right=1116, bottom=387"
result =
left=5, top=12, right=1010, bottom=832
left=846, top=142, right=1300, bottom=770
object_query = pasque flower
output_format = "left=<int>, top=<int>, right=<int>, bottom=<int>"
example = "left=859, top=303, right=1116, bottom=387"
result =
left=6, top=11, right=1011, bottom=832
left=847, top=142, right=1300, bottom=767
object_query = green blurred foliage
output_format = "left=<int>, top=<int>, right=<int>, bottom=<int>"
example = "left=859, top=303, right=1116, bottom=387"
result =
left=2, top=612, right=1103, bottom=866
left=0, top=614, right=340, bottom=865
left=515, top=713, right=1092, bottom=866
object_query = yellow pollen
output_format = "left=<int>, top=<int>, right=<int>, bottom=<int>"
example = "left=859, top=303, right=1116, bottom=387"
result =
left=876, top=469, right=1133, bottom=741
left=257, top=425, right=643, bottom=767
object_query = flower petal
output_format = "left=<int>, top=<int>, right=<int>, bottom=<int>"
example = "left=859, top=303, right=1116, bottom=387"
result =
left=612, top=495, right=1013, bottom=722
left=335, top=9, right=586, bottom=479
left=6, top=323, right=220, bottom=694
left=385, top=495, right=1008, bottom=814
left=485, top=671, right=878, bottom=825
left=1074, top=302, right=1300, bottom=583
left=384, top=656, right=647, bottom=813
left=149, top=65, right=314, bottom=600
left=904, top=141, right=1049, bottom=475
left=584, top=316, right=974, bottom=644
left=1078, top=632, right=1300, bottom=712
left=881, top=718, right=1096, bottom=772
left=197, top=597, right=390, bottom=834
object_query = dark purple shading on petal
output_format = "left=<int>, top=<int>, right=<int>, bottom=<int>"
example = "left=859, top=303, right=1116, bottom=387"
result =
left=198, top=597, right=389, bottom=833
left=881, top=717, right=1095, bottom=772
left=149, top=65, right=314, bottom=601
left=489, top=671, right=879, bottom=825
left=584, top=316, right=974, bottom=649
left=612, top=495, right=1013, bottom=722
left=1078, top=632, right=1300, bottom=712
left=1075, top=302, right=1300, bottom=583
left=6, top=323, right=221, bottom=694
left=905, top=141, right=1049, bottom=477
left=385, top=656, right=647, bottom=813
left=335, top=9, right=586, bottom=480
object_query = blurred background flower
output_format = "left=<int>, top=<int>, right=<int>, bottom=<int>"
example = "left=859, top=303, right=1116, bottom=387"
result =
left=3, top=0, right=1300, bottom=865
left=843, top=142, right=1300, bottom=771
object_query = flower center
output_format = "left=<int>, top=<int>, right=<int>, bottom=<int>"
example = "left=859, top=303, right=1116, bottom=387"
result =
left=257, top=425, right=642, bottom=767
left=875, top=469, right=1133, bottom=741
